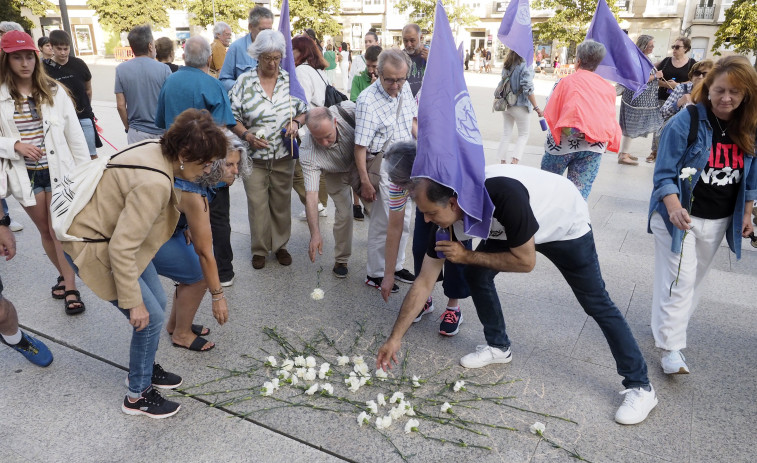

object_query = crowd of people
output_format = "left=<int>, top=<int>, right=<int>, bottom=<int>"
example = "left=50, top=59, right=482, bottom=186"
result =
left=1, top=12, right=756, bottom=431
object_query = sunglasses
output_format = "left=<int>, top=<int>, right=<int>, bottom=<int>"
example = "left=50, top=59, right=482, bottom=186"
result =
left=693, top=70, right=708, bottom=77
left=671, top=45, right=684, bottom=50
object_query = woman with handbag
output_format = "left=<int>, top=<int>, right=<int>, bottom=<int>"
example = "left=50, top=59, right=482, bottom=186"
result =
left=0, top=31, right=90, bottom=315
left=494, top=50, right=543, bottom=165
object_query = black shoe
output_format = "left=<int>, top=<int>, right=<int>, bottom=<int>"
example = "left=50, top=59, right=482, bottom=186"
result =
left=353, top=204, right=364, bottom=221
left=121, top=386, right=180, bottom=419
left=333, top=263, right=349, bottom=278
left=365, top=275, right=398, bottom=293
left=394, top=269, right=415, bottom=284
left=151, top=363, right=183, bottom=389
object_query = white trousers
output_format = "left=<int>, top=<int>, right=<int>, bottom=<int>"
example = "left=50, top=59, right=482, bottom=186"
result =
left=496, top=105, right=531, bottom=163
left=650, top=213, right=730, bottom=351
left=365, top=161, right=413, bottom=278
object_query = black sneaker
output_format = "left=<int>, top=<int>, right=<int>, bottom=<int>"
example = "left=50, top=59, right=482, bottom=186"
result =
left=365, top=275, right=398, bottom=293
left=151, top=363, right=183, bottom=389
left=394, top=269, right=415, bottom=284
left=413, top=298, right=435, bottom=323
left=121, top=386, right=181, bottom=419
left=353, top=204, right=364, bottom=221
left=439, top=308, right=463, bottom=336
left=333, top=263, right=349, bottom=278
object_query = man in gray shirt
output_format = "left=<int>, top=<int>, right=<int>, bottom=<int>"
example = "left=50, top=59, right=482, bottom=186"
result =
left=115, top=25, right=171, bottom=144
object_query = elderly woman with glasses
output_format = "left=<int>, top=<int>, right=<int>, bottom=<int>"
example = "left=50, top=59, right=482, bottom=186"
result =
left=230, top=29, right=307, bottom=270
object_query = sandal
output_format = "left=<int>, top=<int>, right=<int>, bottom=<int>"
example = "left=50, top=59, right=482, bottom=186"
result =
left=51, top=276, right=65, bottom=300
left=172, top=335, right=215, bottom=352
left=167, top=324, right=210, bottom=337
left=64, top=290, right=85, bottom=315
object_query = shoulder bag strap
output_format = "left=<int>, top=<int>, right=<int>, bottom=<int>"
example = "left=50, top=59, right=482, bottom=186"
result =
left=686, top=105, right=699, bottom=148
left=335, top=103, right=355, bottom=128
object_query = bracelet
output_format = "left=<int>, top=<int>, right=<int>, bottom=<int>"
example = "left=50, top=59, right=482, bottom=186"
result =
left=293, top=119, right=301, bottom=128
left=241, top=130, right=251, bottom=140
left=533, top=106, right=540, bottom=111
left=212, top=295, right=225, bottom=302
left=209, top=287, right=224, bottom=296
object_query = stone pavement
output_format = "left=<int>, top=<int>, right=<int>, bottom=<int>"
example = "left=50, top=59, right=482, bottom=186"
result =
left=2, top=71, right=756, bottom=463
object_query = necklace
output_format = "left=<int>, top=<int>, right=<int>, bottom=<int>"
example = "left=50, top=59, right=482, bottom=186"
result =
left=714, top=116, right=729, bottom=137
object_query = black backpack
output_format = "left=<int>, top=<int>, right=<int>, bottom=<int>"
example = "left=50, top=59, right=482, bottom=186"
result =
left=316, top=69, right=348, bottom=107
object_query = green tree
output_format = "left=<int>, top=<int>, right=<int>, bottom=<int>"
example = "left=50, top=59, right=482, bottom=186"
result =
left=276, top=0, right=342, bottom=39
left=87, top=0, right=182, bottom=33
left=531, top=0, right=620, bottom=46
left=394, top=0, right=477, bottom=34
left=711, top=0, right=757, bottom=71
left=185, top=0, right=252, bottom=34
left=1, top=0, right=56, bottom=31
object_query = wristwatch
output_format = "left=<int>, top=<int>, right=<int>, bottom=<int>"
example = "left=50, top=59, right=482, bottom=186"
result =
left=0, top=215, right=11, bottom=227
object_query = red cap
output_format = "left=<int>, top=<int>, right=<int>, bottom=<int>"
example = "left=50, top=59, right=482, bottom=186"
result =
left=1, top=30, right=38, bottom=53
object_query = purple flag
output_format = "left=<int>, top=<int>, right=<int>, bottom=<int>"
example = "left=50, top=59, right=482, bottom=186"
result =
left=457, top=42, right=464, bottom=64
left=412, top=0, right=494, bottom=239
left=497, top=0, right=534, bottom=66
left=277, top=0, right=308, bottom=105
left=586, top=0, right=653, bottom=98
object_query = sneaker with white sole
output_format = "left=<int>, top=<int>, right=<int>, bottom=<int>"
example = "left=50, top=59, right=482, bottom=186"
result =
left=439, top=308, right=463, bottom=336
left=661, top=350, right=689, bottom=375
left=460, top=345, right=512, bottom=369
left=318, top=203, right=328, bottom=217
left=9, top=219, right=23, bottom=232
left=124, top=363, right=183, bottom=390
left=365, top=275, right=398, bottom=293
left=121, top=386, right=181, bottom=419
left=394, top=269, right=415, bottom=283
left=220, top=276, right=235, bottom=287
left=413, top=298, right=435, bottom=322
left=614, top=385, right=658, bottom=425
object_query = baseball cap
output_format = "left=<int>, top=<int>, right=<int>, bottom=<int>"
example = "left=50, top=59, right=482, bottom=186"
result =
left=1, top=30, right=39, bottom=53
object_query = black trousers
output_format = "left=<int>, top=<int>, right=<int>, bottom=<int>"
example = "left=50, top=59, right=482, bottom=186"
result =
left=210, top=185, right=234, bottom=281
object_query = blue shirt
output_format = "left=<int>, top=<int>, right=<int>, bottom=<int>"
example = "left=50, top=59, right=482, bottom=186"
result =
left=219, top=35, right=258, bottom=92
left=155, top=66, right=236, bottom=129
left=114, top=56, right=171, bottom=134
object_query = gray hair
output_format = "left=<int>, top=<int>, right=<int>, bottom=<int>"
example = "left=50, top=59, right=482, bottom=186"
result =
left=576, top=40, right=606, bottom=72
left=0, top=22, right=23, bottom=34
left=127, top=25, right=154, bottom=56
left=304, top=107, right=333, bottom=130
left=377, top=48, right=411, bottom=77
left=402, top=24, right=421, bottom=37
left=213, top=22, right=231, bottom=38
left=635, top=34, right=654, bottom=52
left=227, top=131, right=252, bottom=178
left=249, top=6, right=273, bottom=27
left=183, top=36, right=211, bottom=68
left=199, top=132, right=252, bottom=187
left=248, top=29, right=286, bottom=60
left=384, top=141, right=417, bottom=189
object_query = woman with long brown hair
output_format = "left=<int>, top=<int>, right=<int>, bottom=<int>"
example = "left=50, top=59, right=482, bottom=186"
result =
left=648, top=55, right=757, bottom=376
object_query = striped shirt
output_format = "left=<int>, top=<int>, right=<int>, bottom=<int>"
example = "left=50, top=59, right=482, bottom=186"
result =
left=388, top=183, right=410, bottom=211
left=14, top=99, right=48, bottom=170
left=299, top=101, right=356, bottom=191
left=354, top=80, right=417, bottom=153
left=229, top=68, right=308, bottom=161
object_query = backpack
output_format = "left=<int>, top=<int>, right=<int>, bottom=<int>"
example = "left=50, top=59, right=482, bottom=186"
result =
left=493, top=68, right=518, bottom=111
left=315, top=69, right=348, bottom=107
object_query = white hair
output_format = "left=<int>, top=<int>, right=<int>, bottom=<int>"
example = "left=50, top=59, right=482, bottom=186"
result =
left=213, top=22, right=231, bottom=38
left=247, top=29, right=286, bottom=61
left=183, top=36, right=211, bottom=68
left=0, top=22, right=23, bottom=33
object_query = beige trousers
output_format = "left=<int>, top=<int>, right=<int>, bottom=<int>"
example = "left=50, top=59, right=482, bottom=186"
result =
left=293, top=160, right=328, bottom=207
left=323, top=171, right=354, bottom=263
left=244, top=157, right=295, bottom=257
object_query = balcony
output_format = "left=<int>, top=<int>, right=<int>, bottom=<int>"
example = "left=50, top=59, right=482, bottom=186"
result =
left=615, top=0, right=631, bottom=11
left=695, top=5, right=715, bottom=19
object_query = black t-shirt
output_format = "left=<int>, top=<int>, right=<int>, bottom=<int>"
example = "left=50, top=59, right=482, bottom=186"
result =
left=406, top=52, right=426, bottom=97
left=426, top=177, right=539, bottom=258
left=165, top=62, right=180, bottom=73
left=657, top=57, right=696, bottom=101
left=43, top=57, right=94, bottom=119
left=690, top=109, right=743, bottom=220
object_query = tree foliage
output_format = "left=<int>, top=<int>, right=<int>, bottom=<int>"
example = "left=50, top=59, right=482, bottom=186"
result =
left=394, top=0, right=477, bottom=34
left=185, top=0, right=252, bottom=33
left=87, top=0, right=182, bottom=33
left=711, top=0, right=757, bottom=69
left=531, top=0, right=620, bottom=46
left=2, top=0, right=56, bottom=31
left=275, top=0, right=342, bottom=39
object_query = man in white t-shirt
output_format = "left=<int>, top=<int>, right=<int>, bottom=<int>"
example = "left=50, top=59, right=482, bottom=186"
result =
left=376, top=163, right=658, bottom=426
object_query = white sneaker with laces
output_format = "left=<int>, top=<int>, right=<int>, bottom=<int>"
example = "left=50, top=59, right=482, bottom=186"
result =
left=661, top=350, right=689, bottom=375
left=9, top=219, right=23, bottom=232
left=614, top=385, right=658, bottom=425
left=460, top=345, right=512, bottom=369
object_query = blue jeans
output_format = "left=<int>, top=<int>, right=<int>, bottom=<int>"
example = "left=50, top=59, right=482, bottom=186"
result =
left=412, top=208, right=471, bottom=300
left=79, top=118, right=97, bottom=156
left=463, top=231, right=649, bottom=388
left=540, top=150, right=602, bottom=200
left=152, top=227, right=204, bottom=284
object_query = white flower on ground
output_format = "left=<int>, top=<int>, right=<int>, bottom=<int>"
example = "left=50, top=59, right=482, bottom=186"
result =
left=680, top=167, right=697, bottom=179
left=255, top=129, right=266, bottom=139
left=530, top=421, right=546, bottom=435
left=281, top=358, right=294, bottom=371
left=321, top=383, right=334, bottom=395
left=441, top=402, right=452, bottom=413
left=377, top=393, right=386, bottom=406
left=390, top=392, right=404, bottom=404
left=375, top=415, right=393, bottom=429
left=294, top=356, right=306, bottom=367
left=375, top=369, right=388, bottom=381
left=453, top=380, right=466, bottom=392
left=337, top=355, right=350, bottom=366
left=290, top=375, right=298, bottom=386
left=357, top=411, right=370, bottom=427
left=305, top=383, right=319, bottom=395
left=304, top=368, right=317, bottom=382
left=389, top=406, right=405, bottom=420
left=345, top=376, right=361, bottom=392
left=354, top=363, right=370, bottom=377
left=261, top=381, right=274, bottom=396
left=319, top=362, right=331, bottom=373
left=265, top=356, right=277, bottom=367
left=305, top=356, right=317, bottom=368
left=352, top=355, right=365, bottom=366
left=278, top=370, right=290, bottom=380
left=404, top=402, right=416, bottom=416
left=310, top=288, right=324, bottom=300
left=366, top=400, right=378, bottom=414
left=412, top=375, right=421, bottom=387
left=271, top=378, right=280, bottom=390
left=405, top=418, right=420, bottom=434
left=295, top=367, right=307, bottom=378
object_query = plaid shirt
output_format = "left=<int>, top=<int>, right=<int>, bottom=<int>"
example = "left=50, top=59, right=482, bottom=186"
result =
left=229, top=68, right=307, bottom=161
left=354, top=80, right=417, bottom=152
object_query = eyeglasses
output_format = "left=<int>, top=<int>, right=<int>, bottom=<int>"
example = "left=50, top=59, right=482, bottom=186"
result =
left=671, top=45, right=683, bottom=50
left=259, top=54, right=282, bottom=63
left=693, top=70, right=708, bottom=77
left=381, top=77, right=407, bottom=86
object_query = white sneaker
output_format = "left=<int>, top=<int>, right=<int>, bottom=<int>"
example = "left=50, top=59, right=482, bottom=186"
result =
left=9, top=219, right=23, bottom=232
left=220, top=276, right=234, bottom=287
left=460, top=345, right=512, bottom=369
left=614, top=385, right=658, bottom=425
left=661, top=350, right=689, bottom=375
left=298, top=210, right=307, bottom=221
left=318, top=203, right=328, bottom=217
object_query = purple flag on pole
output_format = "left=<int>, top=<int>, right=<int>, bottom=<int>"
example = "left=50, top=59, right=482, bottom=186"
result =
left=278, top=0, right=308, bottom=105
left=412, top=0, right=494, bottom=239
left=457, top=41, right=464, bottom=64
left=497, top=0, right=534, bottom=66
left=586, top=0, right=653, bottom=98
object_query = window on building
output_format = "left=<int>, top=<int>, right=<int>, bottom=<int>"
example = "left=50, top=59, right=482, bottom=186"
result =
left=644, top=0, right=678, bottom=15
